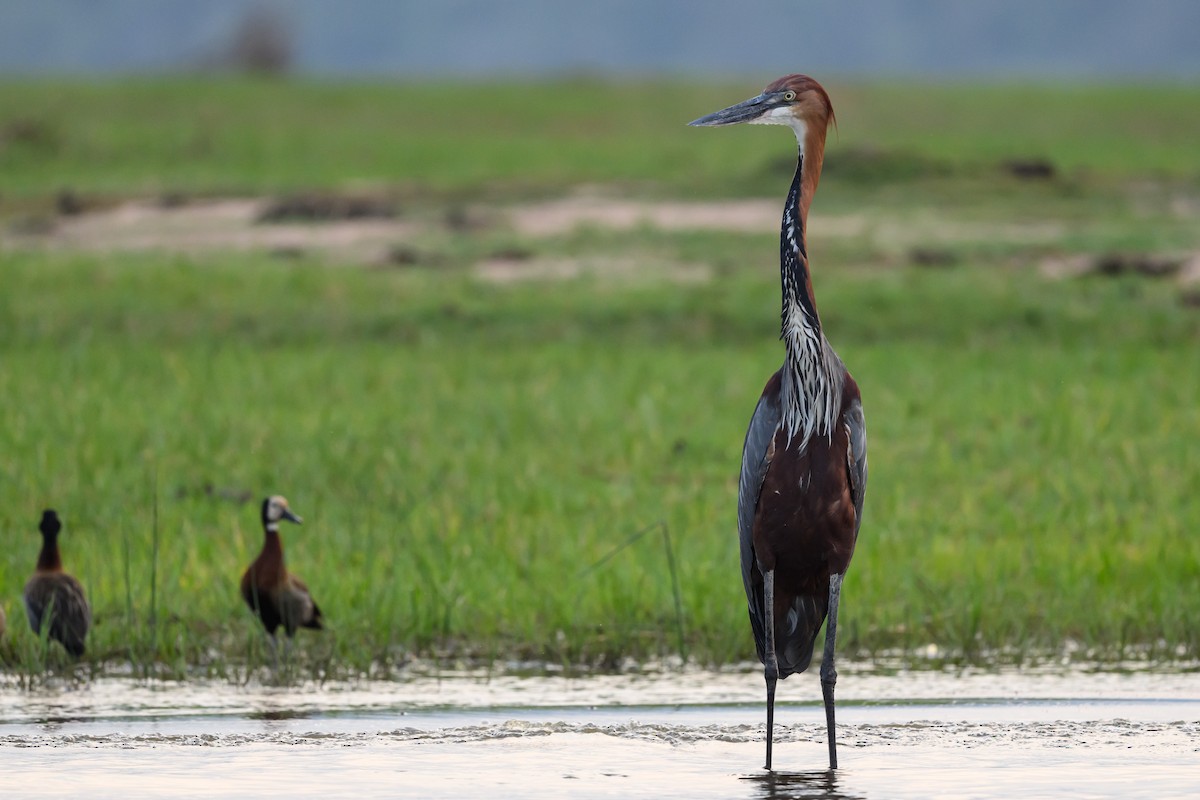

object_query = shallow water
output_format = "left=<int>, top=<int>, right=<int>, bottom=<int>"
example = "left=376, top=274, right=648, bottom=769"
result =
left=2, top=665, right=1197, bottom=798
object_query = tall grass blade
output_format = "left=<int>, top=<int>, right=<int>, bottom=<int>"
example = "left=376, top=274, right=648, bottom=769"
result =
left=584, top=520, right=688, bottom=664
left=659, top=523, right=687, bottom=664
left=149, top=469, right=160, bottom=670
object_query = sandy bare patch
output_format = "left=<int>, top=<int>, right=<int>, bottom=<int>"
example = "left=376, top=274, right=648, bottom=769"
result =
left=866, top=216, right=1065, bottom=251
left=476, top=254, right=712, bottom=284
left=1041, top=250, right=1200, bottom=282
left=504, top=195, right=1067, bottom=250
left=505, top=195, right=869, bottom=239
left=3, top=192, right=1085, bottom=278
left=1039, top=254, right=1095, bottom=280
left=507, top=196, right=784, bottom=236
left=1180, top=253, right=1200, bottom=286
left=5, top=194, right=861, bottom=263
left=6, top=198, right=422, bottom=263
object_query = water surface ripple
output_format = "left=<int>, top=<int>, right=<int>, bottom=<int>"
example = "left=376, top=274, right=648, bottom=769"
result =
left=2, top=665, right=1196, bottom=799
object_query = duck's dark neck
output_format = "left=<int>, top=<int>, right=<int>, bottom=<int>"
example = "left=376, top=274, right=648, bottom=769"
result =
left=36, top=533, right=62, bottom=572
left=261, top=526, right=284, bottom=561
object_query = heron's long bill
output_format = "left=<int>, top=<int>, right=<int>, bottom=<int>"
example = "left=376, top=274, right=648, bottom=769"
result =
left=688, top=93, right=772, bottom=126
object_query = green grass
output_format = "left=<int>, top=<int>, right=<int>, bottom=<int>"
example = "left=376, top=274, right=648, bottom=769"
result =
left=1, top=78, right=1198, bottom=202
left=1, top=76, right=1198, bottom=680
left=0, top=247, right=1197, bottom=679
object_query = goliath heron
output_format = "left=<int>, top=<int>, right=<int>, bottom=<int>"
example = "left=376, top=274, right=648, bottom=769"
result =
left=241, top=495, right=324, bottom=644
left=691, top=75, right=868, bottom=771
left=24, top=509, right=92, bottom=657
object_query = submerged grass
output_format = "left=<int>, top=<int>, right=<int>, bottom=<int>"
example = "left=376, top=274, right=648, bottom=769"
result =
left=0, top=248, right=1197, bottom=679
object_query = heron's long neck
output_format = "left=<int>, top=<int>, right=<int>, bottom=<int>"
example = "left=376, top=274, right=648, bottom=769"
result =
left=780, top=149, right=821, bottom=340
left=779, top=145, right=841, bottom=446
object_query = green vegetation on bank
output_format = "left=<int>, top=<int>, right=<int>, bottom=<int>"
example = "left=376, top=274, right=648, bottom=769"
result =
left=1, top=247, right=1196, bottom=679
left=0, top=77, right=1198, bottom=679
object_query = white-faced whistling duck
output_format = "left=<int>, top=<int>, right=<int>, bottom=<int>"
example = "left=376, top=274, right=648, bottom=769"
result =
left=24, top=509, right=92, bottom=657
left=691, top=75, right=868, bottom=771
left=240, top=495, right=324, bottom=640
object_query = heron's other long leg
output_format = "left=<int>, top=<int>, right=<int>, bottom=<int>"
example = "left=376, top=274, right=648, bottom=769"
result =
left=820, top=572, right=843, bottom=770
left=763, top=568, right=778, bottom=771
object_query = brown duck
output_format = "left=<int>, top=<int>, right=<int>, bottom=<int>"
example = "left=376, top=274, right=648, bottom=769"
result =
left=24, top=509, right=91, bottom=657
left=240, top=495, right=323, bottom=639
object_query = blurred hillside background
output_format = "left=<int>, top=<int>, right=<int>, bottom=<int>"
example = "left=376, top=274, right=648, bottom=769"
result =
left=2, top=0, right=1199, bottom=78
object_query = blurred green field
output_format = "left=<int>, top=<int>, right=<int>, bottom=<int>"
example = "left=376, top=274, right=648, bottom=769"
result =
left=1, top=78, right=1198, bottom=680
left=2, top=78, right=1199, bottom=199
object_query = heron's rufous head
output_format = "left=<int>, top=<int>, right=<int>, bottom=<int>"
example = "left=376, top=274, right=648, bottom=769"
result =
left=690, top=75, right=835, bottom=216
left=688, top=74, right=835, bottom=149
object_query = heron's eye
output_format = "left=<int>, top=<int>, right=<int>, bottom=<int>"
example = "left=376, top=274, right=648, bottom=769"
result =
left=784, top=90, right=796, bottom=102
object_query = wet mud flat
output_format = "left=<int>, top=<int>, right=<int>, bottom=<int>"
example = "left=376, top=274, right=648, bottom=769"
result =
left=2, top=666, right=1197, bottom=799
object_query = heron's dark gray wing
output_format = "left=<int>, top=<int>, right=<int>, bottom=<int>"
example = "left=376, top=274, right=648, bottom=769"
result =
left=738, top=370, right=783, bottom=659
left=844, top=395, right=867, bottom=539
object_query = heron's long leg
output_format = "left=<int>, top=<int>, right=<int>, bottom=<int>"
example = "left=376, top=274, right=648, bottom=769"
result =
left=763, top=568, right=778, bottom=771
left=820, top=572, right=843, bottom=770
